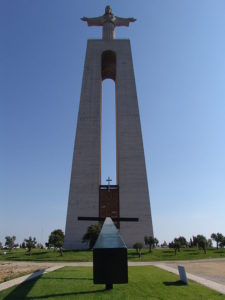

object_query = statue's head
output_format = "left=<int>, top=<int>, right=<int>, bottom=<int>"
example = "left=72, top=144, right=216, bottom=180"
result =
left=105, top=5, right=112, bottom=15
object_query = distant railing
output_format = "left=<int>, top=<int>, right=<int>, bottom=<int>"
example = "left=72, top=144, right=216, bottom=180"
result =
left=100, top=185, right=119, bottom=190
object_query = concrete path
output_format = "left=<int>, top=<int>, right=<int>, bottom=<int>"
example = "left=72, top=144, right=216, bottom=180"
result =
left=0, top=265, right=63, bottom=292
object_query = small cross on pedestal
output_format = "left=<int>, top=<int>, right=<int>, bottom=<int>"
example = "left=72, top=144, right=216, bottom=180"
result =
left=106, top=176, right=112, bottom=191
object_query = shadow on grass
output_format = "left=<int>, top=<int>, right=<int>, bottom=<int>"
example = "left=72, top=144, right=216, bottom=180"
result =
left=128, top=254, right=147, bottom=259
left=163, top=280, right=186, bottom=286
left=26, top=252, right=48, bottom=256
left=2, top=270, right=102, bottom=299
left=3, top=271, right=45, bottom=300
left=42, top=277, right=92, bottom=280
left=3, top=278, right=105, bottom=300
left=25, top=289, right=106, bottom=299
left=62, top=250, right=92, bottom=253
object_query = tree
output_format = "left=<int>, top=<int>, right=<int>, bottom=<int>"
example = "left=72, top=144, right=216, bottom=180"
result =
left=144, top=236, right=157, bottom=252
left=207, top=239, right=213, bottom=248
left=45, top=242, right=50, bottom=249
left=48, top=229, right=64, bottom=255
left=211, top=233, right=224, bottom=249
left=21, top=242, right=26, bottom=249
left=82, top=223, right=102, bottom=249
left=161, top=241, right=167, bottom=248
left=154, top=238, right=159, bottom=247
left=133, top=242, right=143, bottom=259
left=191, top=235, right=208, bottom=253
left=197, top=235, right=207, bottom=254
left=36, top=243, right=44, bottom=249
left=5, top=236, right=16, bottom=251
left=169, top=239, right=181, bottom=255
left=0, top=242, right=2, bottom=249
left=24, top=237, right=37, bottom=255
left=192, top=235, right=207, bottom=253
left=176, top=236, right=187, bottom=247
left=220, top=237, right=225, bottom=248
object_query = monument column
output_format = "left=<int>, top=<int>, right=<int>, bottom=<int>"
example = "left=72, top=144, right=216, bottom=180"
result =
left=65, top=6, right=153, bottom=249
left=116, top=41, right=154, bottom=244
left=64, top=43, right=102, bottom=249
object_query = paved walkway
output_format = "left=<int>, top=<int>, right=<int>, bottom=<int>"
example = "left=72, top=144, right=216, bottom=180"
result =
left=0, top=259, right=225, bottom=295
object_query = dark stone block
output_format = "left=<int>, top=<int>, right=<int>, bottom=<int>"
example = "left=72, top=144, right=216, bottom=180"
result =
left=93, top=217, right=128, bottom=286
left=93, top=248, right=128, bottom=284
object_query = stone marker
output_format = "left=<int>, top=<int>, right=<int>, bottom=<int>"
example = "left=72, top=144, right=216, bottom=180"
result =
left=178, top=265, right=188, bottom=284
left=93, top=217, right=128, bottom=290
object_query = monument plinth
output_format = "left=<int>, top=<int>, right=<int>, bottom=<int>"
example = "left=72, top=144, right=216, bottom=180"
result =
left=93, top=217, right=128, bottom=290
left=65, top=6, right=153, bottom=249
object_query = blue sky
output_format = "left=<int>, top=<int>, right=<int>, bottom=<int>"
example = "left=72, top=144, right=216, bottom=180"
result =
left=1, top=0, right=225, bottom=245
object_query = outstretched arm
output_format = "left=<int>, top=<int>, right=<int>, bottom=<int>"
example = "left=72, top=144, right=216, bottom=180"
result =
left=114, top=17, right=136, bottom=27
left=81, top=16, right=105, bottom=26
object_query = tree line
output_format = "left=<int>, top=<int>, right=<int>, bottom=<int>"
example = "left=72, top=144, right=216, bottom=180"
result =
left=81, top=224, right=225, bottom=257
left=0, top=229, right=64, bottom=256
left=1, top=229, right=225, bottom=257
left=168, top=233, right=225, bottom=255
left=133, top=233, right=225, bottom=257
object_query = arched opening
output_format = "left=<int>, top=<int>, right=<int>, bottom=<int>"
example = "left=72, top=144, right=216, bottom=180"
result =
left=101, top=79, right=116, bottom=185
left=100, top=50, right=119, bottom=227
left=101, top=50, right=117, bottom=185
left=102, top=50, right=116, bottom=81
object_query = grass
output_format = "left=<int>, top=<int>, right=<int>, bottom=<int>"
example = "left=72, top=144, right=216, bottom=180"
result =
left=130, top=247, right=225, bottom=261
left=0, top=266, right=224, bottom=299
left=0, top=247, right=225, bottom=262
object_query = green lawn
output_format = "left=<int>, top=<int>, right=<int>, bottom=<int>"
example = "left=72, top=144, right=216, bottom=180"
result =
left=0, top=248, right=225, bottom=262
left=0, top=266, right=224, bottom=299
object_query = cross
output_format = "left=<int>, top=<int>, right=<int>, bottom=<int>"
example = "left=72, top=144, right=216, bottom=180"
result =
left=106, top=176, right=112, bottom=190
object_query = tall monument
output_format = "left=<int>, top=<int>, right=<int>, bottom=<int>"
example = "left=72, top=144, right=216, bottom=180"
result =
left=65, top=6, right=153, bottom=249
